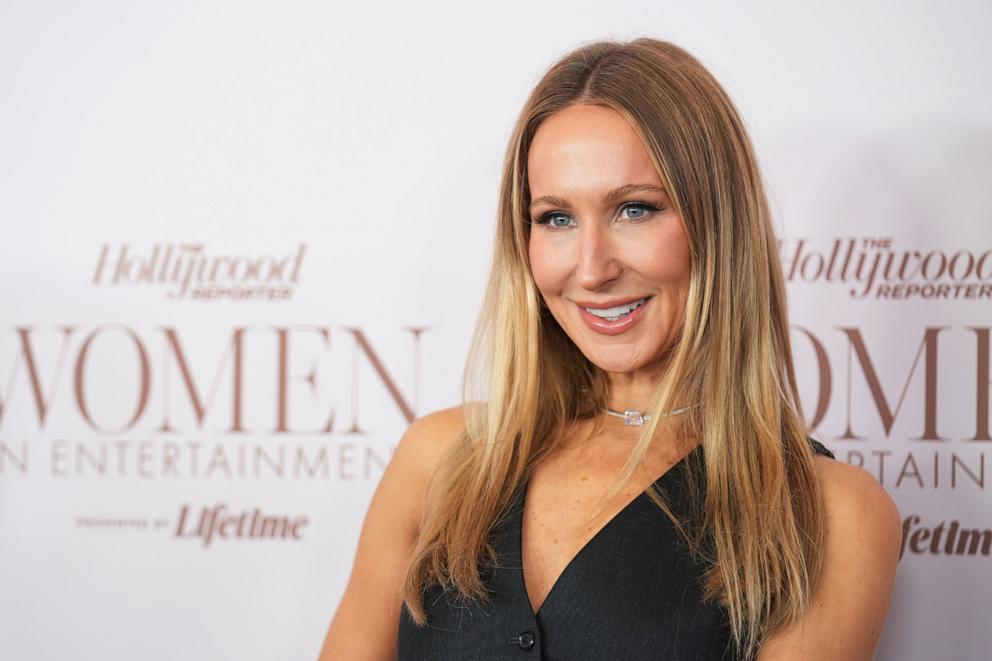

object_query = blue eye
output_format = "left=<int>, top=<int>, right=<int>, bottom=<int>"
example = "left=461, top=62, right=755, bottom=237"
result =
left=533, top=212, right=575, bottom=229
left=621, top=202, right=660, bottom=220
left=531, top=202, right=662, bottom=229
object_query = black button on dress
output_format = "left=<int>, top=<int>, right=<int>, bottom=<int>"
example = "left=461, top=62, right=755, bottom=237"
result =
left=397, top=438, right=835, bottom=660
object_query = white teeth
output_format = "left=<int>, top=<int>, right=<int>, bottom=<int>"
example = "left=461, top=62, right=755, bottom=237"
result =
left=584, top=297, right=647, bottom=320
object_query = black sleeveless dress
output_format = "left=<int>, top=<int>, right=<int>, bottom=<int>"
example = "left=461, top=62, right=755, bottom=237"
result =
left=397, top=438, right=835, bottom=660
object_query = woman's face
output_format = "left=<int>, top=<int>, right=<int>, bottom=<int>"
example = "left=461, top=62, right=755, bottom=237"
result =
left=527, top=103, right=691, bottom=379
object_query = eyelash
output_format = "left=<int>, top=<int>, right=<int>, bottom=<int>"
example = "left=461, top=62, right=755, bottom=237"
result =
left=531, top=201, right=662, bottom=228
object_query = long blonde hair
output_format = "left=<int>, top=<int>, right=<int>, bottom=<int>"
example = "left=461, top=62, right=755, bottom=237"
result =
left=400, top=37, right=825, bottom=659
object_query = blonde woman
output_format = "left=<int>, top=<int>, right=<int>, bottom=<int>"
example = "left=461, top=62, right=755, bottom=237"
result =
left=320, top=38, right=901, bottom=660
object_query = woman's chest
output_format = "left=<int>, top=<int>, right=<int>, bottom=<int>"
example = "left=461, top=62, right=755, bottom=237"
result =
left=400, top=471, right=736, bottom=660
left=519, top=442, right=699, bottom=615
left=520, top=454, right=667, bottom=615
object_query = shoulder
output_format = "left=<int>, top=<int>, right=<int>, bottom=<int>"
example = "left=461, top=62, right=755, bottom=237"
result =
left=812, top=454, right=902, bottom=590
left=316, top=404, right=469, bottom=659
left=406, top=404, right=468, bottom=443
left=757, top=454, right=903, bottom=659
left=392, top=405, right=469, bottom=515
left=395, top=404, right=467, bottom=478
left=814, top=453, right=902, bottom=550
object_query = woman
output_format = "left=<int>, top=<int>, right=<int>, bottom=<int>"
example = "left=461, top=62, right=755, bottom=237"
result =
left=320, top=38, right=901, bottom=660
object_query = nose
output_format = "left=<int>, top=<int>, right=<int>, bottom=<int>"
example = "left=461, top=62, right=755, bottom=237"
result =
left=575, top=222, right=622, bottom=290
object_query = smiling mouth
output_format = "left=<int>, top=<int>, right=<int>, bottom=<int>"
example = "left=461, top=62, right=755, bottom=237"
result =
left=582, top=297, right=650, bottom=321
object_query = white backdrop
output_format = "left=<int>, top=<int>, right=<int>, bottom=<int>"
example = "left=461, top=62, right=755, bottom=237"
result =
left=1, top=2, right=989, bottom=660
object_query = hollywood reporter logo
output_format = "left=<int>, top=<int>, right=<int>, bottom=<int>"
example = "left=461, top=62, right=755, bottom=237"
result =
left=780, top=237, right=992, bottom=300
left=92, top=243, right=306, bottom=301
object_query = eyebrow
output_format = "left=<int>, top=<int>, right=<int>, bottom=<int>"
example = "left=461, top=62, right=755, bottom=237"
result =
left=528, top=184, right=668, bottom=212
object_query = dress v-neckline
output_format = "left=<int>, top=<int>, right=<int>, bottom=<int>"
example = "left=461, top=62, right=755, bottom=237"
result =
left=516, top=442, right=702, bottom=618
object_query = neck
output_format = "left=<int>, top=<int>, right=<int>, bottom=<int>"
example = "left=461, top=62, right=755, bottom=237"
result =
left=603, top=361, right=672, bottom=413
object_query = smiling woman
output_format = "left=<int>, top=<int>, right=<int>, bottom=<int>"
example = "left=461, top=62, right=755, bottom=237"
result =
left=319, top=37, right=901, bottom=661
left=527, top=104, right=691, bottom=377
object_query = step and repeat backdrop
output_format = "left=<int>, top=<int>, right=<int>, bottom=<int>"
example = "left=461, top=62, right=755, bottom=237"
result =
left=1, top=2, right=989, bottom=660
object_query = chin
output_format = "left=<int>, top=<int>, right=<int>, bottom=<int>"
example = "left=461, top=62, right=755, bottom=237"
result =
left=579, top=347, right=648, bottom=374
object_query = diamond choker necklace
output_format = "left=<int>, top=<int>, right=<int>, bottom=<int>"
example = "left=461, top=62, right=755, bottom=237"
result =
left=604, top=403, right=699, bottom=427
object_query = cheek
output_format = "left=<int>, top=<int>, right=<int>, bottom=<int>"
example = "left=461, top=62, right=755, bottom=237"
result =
left=641, top=225, right=691, bottom=283
left=528, top=237, right=564, bottom=294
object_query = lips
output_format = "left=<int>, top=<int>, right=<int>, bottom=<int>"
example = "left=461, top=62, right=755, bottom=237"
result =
left=575, top=295, right=650, bottom=310
left=576, top=296, right=651, bottom=335
left=583, top=297, right=648, bottom=320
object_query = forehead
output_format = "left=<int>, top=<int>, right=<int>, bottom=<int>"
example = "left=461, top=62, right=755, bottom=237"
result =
left=527, top=104, right=661, bottom=196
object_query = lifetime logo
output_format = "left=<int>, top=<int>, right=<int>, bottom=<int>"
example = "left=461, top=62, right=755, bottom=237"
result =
left=175, top=503, right=309, bottom=547
left=900, top=515, right=991, bottom=559
left=91, top=243, right=306, bottom=301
